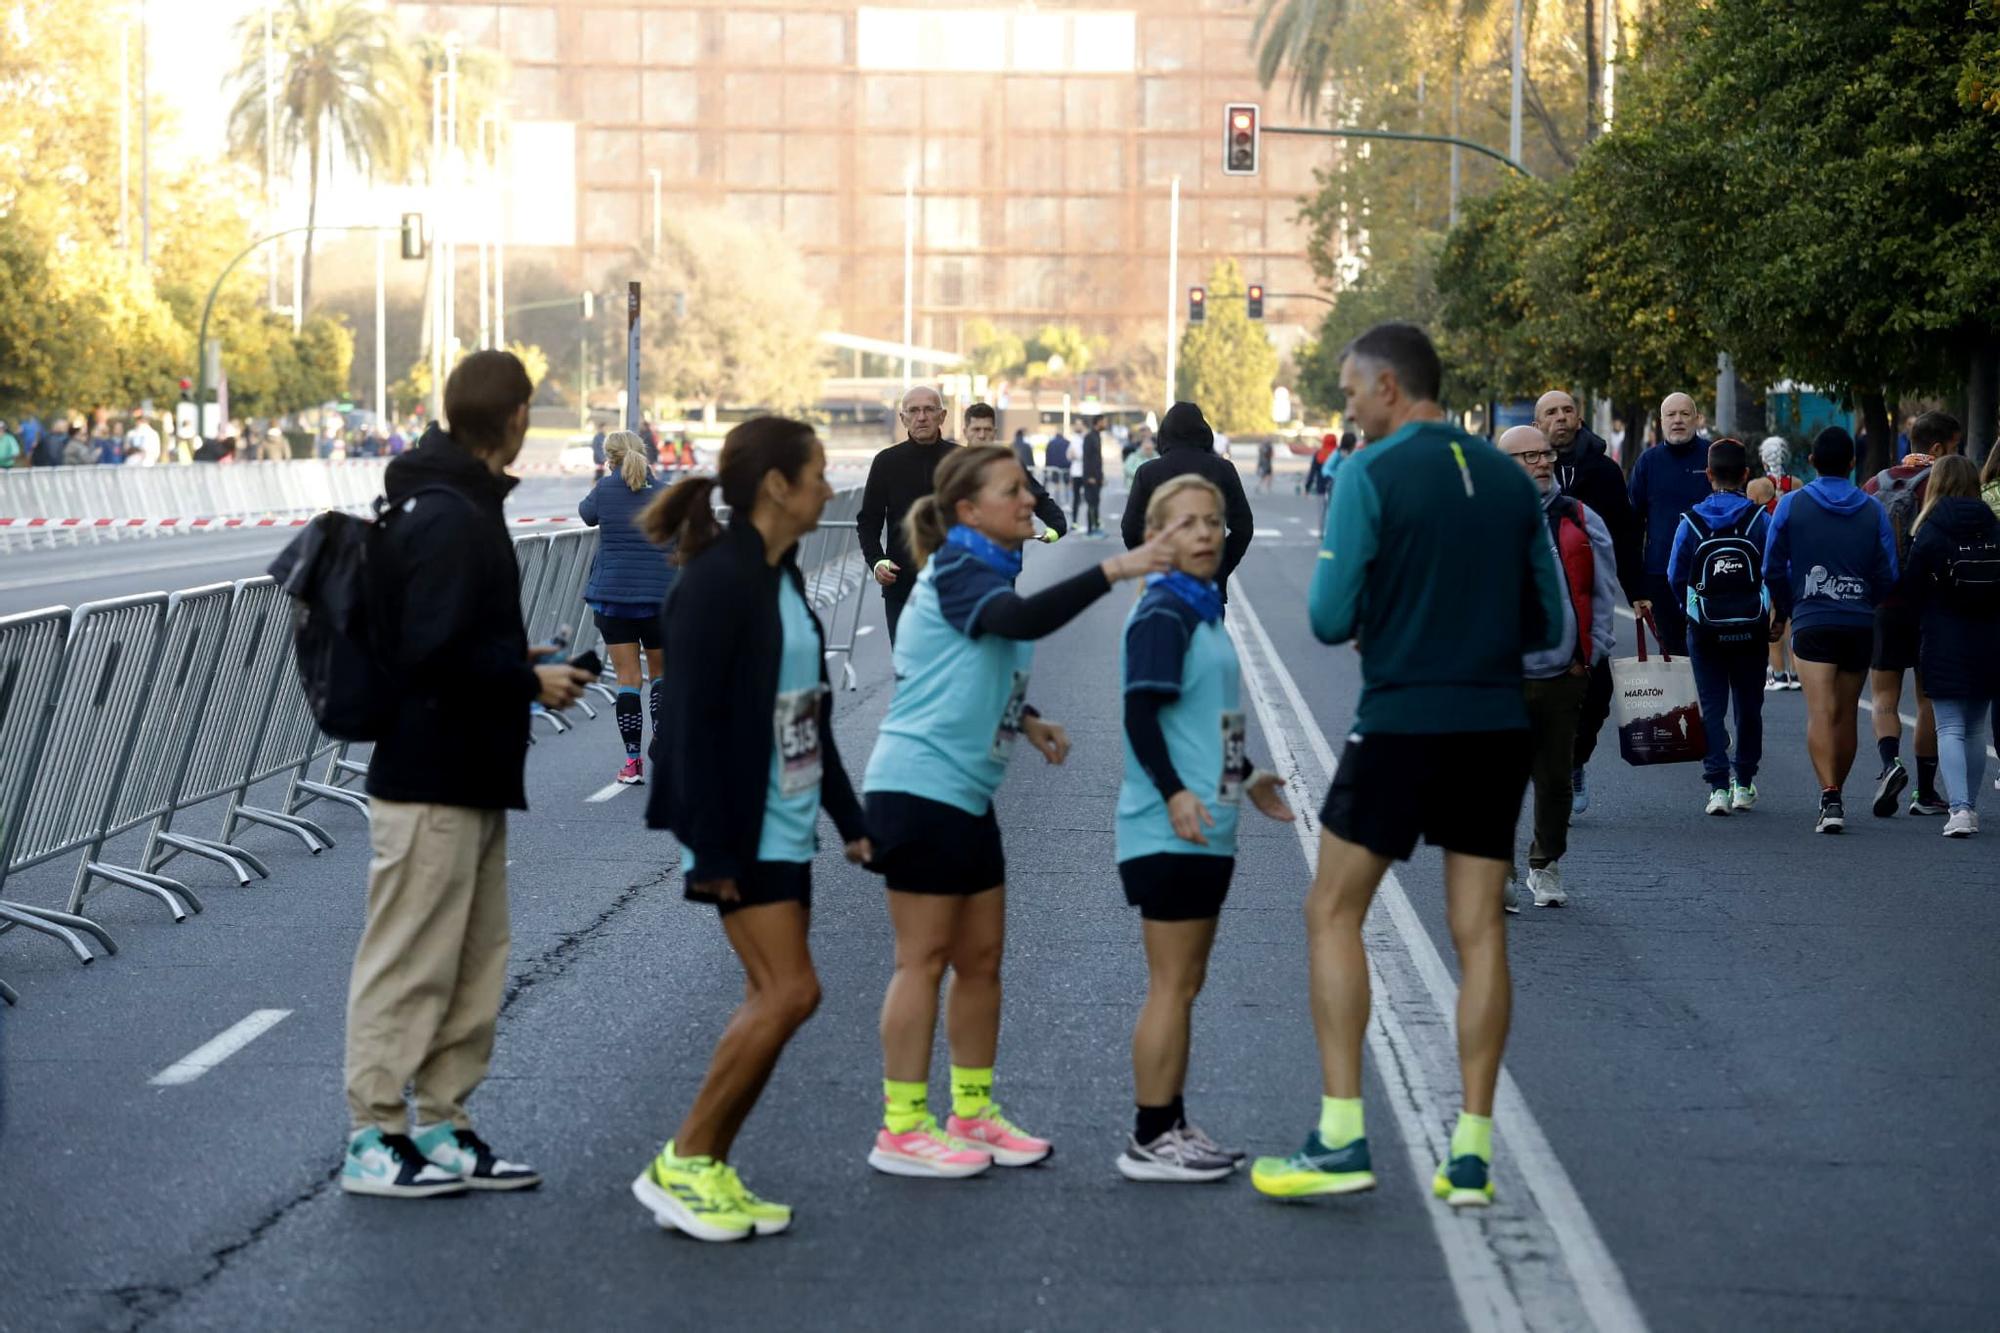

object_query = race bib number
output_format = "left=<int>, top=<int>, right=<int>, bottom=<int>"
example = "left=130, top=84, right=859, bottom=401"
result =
left=773, top=686, right=825, bottom=796
left=1218, top=711, right=1247, bottom=804
left=990, top=670, right=1031, bottom=762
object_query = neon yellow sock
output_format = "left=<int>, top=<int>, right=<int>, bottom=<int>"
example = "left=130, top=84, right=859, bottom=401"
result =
left=1451, top=1111, right=1493, bottom=1163
left=883, top=1079, right=929, bottom=1134
left=949, top=1065, right=994, bottom=1119
left=1318, top=1096, right=1364, bottom=1147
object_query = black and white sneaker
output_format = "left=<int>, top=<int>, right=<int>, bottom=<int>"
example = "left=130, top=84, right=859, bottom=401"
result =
left=1816, top=795, right=1846, bottom=834
left=341, top=1128, right=468, bottom=1198
left=1116, top=1128, right=1237, bottom=1183
left=413, top=1123, right=542, bottom=1191
left=1872, top=760, right=1908, bottom=817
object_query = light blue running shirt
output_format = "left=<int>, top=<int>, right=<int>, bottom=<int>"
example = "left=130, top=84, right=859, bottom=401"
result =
left=863, top=544, right=1034, bottom=816
left=685, top=575, right=823, bottom=875
left=1116, top=582, right=1244, bottom=862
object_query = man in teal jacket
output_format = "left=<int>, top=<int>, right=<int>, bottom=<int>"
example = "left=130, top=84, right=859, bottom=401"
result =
left=1251, top=322, right=1567, bottom=1211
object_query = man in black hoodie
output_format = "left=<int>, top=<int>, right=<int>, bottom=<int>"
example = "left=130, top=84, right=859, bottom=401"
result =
left=1121, top=401, right=1255, bottom=600
left=1077, top=417, right=1105, bottom=534
left=1535, top=390, right=1645, bottom=814
left=342, top=351, right=594, bottom=1200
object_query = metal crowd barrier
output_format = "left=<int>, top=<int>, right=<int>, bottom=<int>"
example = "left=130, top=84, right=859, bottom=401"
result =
left=0, top=460, right=390, bottom=551
left=0, top=481, right=881, bottom=1004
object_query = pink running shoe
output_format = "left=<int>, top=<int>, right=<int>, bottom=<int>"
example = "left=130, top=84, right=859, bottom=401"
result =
left=617, top=757, right=644, bottom=785
left=947, top=1105, right=1052, bottom=1167
left=868, top=1119, right=991, bottom=1178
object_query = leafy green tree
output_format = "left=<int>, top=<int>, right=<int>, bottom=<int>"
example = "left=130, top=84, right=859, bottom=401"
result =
left=1295, top=236, right=1447, bottom=414
left=225, top=0, right=415, bottom=317
left=1177, top=260, right=1278, bottom=433
left=963, top=319, right=1027, bottom=379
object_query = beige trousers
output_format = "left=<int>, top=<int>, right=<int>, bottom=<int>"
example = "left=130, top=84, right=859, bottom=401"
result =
left=345, top=799, right=510, bottom=1133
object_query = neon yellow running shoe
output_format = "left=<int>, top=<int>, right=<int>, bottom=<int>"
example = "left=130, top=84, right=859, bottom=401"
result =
left=1433, top=1154, right=1496, bottom=1208
left=630, top=1143, right=753, bottom=1242
left=719, top=1164, right=793, bottom=1236
left=1250, top=1132, right=1376, bottom=1199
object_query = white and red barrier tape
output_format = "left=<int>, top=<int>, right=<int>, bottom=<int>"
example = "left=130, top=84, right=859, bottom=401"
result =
left=0, top=515, right=585, bottom=530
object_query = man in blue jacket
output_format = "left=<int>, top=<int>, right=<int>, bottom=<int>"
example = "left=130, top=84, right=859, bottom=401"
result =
left=1668, top=439, right=1776, bottom=817
left=1628, top=391, right=1713, bottom=654
left=1763, top=427, right=1898, bottom=833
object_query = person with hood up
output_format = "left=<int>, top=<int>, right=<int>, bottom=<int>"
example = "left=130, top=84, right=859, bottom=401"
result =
left=1628, top=391, right=1713, bottom=654
left=1120, top=402, right=1255, bottom=601
left=1534, top=390, right=1644, bottom=817
left=1763, top=427, right=1898, bottom=833
left=1668, top=439, right=1777, bottom=817
left=1895, top=455, right=2000, bottom=838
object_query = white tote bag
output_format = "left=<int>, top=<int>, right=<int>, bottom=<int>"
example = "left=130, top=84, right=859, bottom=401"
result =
left=1612, top=615, right=1707, bottom=766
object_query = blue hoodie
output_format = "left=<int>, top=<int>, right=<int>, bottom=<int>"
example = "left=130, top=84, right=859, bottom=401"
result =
left=1667, top=490, right=1772, bottom=626
left=1629, top=436, right=1713, bottom=574
left=1762, top=478, right=1897, bottom=631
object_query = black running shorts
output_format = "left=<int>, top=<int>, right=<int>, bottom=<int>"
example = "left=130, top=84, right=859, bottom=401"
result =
left=593, top=609, right=662, bottom=650
left=1319, top=730, right=1531, bottom=863
left=864, top=791, right=1006, bottom=896
left=1118, top=853, right=1234, bottom=922
left=1793, top=624, right=1873, bottom=674
left=1870, top=604, right=1921, bottom=673
left=685, top=860, right=811, bottom=917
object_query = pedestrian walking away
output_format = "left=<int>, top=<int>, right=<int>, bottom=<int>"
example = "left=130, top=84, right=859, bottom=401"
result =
left=578, top=430, right=674, bottom=786
left=1045, top=428, right=1070, bottom=500
left=1121, top=402, right=1256, bottom=602
left=1251, top=323, right=1565, bottom=1208
left=1861, top=410, right=1963, bottom=817
left=341, top=350, right=595, bottom=1199
left=1496, top=425, right=1617, bottom=912
left=1629, top=391, right=1713, bottom=656
left=859, top=444, right=1186, bottom=1179
left=1075, top=417, right=1106, bottom=535
left=1667, top=438, right=1777, bottom=816
left=1893, top=454, right=2000, bottom=838
left=1255, top=438, right=1275, bottom=493
left=630, top=417, right=873, bottom=1242
left=1534, top=390, right=1645, bottom=818
left=1114, top=475, right=1293, bottom=1183
left=1763, top=427, right=1898, bottom=833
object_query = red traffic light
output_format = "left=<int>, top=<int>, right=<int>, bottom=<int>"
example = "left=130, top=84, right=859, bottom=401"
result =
left=1223, top=102, right=1260, bottom=175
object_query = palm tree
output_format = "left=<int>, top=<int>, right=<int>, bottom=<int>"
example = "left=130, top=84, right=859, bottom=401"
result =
left=225, top=0, right=414, bottom=318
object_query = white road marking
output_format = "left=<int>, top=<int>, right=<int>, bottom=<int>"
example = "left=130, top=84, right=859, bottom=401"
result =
left=856, top=626, right=875, bottom=637
left=586, top=781, right=631, bottom=803
left=1612, top=606, right=1997, bottom=758
left=150, top=1009, right=292, bottom=1086
left=1229, top=587, right=1648, bottom=1333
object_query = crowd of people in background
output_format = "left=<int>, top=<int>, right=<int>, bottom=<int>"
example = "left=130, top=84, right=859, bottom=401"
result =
left=0, top=406, right=428, bottom=469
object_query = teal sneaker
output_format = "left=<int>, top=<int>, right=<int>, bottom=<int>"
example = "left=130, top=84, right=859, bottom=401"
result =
left=1250, top=1131, right=1376, bottom=1198
left=1432, top=1154, right=1495, bottom=1208
left=412, top=1122, right=541, bottom=1191
left=340, top=1127, right=467, bottom=1198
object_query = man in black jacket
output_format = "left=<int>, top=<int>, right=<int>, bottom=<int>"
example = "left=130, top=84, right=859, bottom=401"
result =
left=858, top=390, right=1063, bottom=643
left=1121, top=401, right=1255, bottom=601
left=1534, top=390, right=1644, bottom=813
left=1076, top=418, right=1105, bottom=534
left=342, top=351, right=594, bottom=1200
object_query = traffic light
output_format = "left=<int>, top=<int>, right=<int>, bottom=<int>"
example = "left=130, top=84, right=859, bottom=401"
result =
left=1247, top=284, right=1265, bottom=320
left=399, top=212, right=426, bottom=261
left=1223, top=103, right=1260, bottom=175
left=1188, top=286, right=1206, bottom=324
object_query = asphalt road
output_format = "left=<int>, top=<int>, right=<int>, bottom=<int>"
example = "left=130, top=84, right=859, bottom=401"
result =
left=2, top=477, right=1995, bottom=1331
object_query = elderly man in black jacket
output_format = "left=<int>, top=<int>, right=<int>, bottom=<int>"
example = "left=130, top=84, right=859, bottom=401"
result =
left=1120, top=401, right=1255, bottom=600
left=341, top=351, right=595, bottom=1200
left=1534, top=389, right=1645, bottom=814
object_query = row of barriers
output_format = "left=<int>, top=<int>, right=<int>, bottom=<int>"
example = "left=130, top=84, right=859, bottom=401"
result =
left=0, top=460, right=392, bottom=551
left=0, top=487, right=872, bottom=1005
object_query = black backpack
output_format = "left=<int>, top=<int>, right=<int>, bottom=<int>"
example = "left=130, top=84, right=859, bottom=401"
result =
left=269, top=487, right=463, bottom=742
left=1682, top=505, right=1766, bottom=640
left=1939, top=525, right=2000, bottom=613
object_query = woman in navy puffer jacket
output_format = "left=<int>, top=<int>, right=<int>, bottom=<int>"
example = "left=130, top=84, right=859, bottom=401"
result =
left=580, top=430, right=675, bottom=785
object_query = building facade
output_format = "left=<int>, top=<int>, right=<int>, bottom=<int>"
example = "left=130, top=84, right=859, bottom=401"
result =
left=400, top=0, right=1338, bottom=355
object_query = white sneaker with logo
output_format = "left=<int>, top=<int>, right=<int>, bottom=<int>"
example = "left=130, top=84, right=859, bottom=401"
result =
left=1943, top=809, right=1978, bottom=838
left=1527, top=865, right=1566, bottom=908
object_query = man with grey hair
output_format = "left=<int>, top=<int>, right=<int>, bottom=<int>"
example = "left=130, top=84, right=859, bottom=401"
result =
left=1628, top=391, right=1712, bottom=655
left=858, top=385, right=952, bottom=643
left=1496, top=425, right=1618, bottom=910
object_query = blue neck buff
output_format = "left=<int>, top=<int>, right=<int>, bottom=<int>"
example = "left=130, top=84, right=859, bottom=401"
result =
left=945, top=524, right=1023, bottom=580
left=1150, top=570, right=1222, bottom=623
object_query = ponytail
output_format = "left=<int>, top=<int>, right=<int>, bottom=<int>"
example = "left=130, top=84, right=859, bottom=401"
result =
left=602, top=429, right=649, bottom=492
left=639, top=415, right=818, bottom=563
left=903, top=443, right=1016, bottom=571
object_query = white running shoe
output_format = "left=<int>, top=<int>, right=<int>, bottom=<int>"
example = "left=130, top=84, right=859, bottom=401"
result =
left=1706, top=788, right=1732, bottom=817
left=1527, top=865, right=1566, bottom=908
left=1731, top=781, right=1758, bottom=812
left=1943, top=809, right=1978, bottom=838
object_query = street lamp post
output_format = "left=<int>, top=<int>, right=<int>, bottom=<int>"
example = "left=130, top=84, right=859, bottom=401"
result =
left=648, top=168, right=662, bottom=259
left=1509, top=0, right=1525, bottom=169
left=1164, top=175, right=1180, bottom=414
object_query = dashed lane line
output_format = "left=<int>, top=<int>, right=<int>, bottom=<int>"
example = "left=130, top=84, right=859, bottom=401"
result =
left=150, top=1009, right=292, bottom=1086
left=1229, top=587, right=1649, bottom=1333
left=585, top=781, right=631, bottom=803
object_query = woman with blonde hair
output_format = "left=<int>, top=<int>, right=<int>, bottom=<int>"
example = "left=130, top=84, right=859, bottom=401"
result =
left=579, top=429, right=673, bottom=784
left=1898, top=454, right=2000, bottom=837
left=860, top=444, right=1188, bottom=1177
